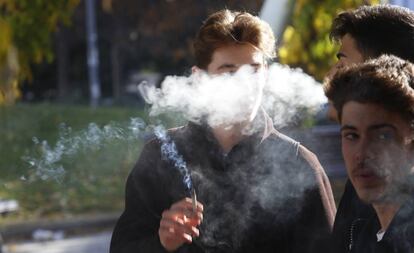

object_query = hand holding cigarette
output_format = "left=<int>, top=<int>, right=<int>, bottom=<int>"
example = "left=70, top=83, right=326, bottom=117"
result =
left=159, top=197, right=203, bottom=252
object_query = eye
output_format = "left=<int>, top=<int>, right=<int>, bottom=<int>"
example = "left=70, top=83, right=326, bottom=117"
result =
left=224, top=66, right=238, bottom=74
left=377, top=132, right=394, bottom=141
left=336, top=53, right=346, bottom=60
left=342, top=132, right=358, bottom=141
left=250, top=63, right=262, bottom=72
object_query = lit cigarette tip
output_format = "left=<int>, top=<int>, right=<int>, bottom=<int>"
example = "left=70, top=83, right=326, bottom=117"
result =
left=191, top=188, right=197, bottom=213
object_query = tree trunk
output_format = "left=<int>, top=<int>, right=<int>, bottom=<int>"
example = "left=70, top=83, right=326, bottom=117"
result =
left=56, top=27, right=69, bottom=100
left=111, top=41, right=121, bottom=100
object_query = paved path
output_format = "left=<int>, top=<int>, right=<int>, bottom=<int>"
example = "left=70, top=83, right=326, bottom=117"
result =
left=4, top=231, right=111, bottom=253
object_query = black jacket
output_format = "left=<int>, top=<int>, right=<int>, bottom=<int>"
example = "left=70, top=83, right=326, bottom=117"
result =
left=110, top=122, right=336, bottom=253
left=330, top=180, right=375, bottom=252
left=350, top=194, right=414, bottom=253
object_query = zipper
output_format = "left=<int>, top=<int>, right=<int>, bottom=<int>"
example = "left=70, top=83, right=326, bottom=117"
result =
left=348, top=218, right=364, bottom=252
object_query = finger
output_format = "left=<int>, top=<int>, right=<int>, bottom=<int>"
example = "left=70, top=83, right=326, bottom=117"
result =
left=159, top=227, right=189, bottom=249
left=170, top=198, right=193, bottom=210
left=161, top=213, right=200, bottom=237
left=183, top=212, right=203, bottom=226
left=171, top=198, right=204, bottom=211
left=196, top=201, right=204, bottom=212
left=160, top=218, right=200, bottom=238
left=160, top=218, right=184, bottom=230
left=183, top=233, right=193, bottom=243
left=162, top=209, right=202, bottom=228
left=162, top=209, right=183, bottom=220
left=195, top=211, right=203, bottom=224
left=170, top=200, right=204, bottom=215
left=160, top=227, right=193, bottom=244
left=162, top=209, right=194, bottom=222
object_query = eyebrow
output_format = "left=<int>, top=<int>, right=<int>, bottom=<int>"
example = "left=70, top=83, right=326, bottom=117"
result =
left=368, top=124, right=397, bottom=131
left=340, top=125, right=356, bottom=132
left=340, top=123, right=397, bottom=132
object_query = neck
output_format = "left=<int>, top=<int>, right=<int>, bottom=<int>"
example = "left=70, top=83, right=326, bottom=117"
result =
left=212, top=124, right=245, bottom=153
left=372, top=202, right=402, bottom=232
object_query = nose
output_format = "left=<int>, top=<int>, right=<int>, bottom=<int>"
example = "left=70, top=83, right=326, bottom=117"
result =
left=354, top=139, right=374, bottom=165
left=326, top=61, right=344, bottom=81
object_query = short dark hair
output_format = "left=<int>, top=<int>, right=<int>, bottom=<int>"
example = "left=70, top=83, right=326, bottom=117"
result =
left=330, top=4, right=414, bottom=63
left=324, top=55, right=414, bottom=122
left=193, top=9, right=276, bottom=69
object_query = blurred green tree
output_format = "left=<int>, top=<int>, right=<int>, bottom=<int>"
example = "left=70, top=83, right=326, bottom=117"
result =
left=0, top=0, right=80, bottom=105
left=278, top=0, right=381, bottom=81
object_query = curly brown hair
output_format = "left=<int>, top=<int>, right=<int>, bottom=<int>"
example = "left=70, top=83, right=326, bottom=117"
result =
left=193, top=9, right=276, bottom=69
left=324, top=55, right=414, bottom=122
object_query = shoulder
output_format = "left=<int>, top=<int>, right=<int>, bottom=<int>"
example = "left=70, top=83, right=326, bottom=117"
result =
left=264, top=128, right=329, bottom=171
left=297, top=144, right=324, bottom=174
left=264, top=130, right=319, bottom=164
left=263, top=129, right=300, bottom=155
left=260, top=130, right=325, bottom=180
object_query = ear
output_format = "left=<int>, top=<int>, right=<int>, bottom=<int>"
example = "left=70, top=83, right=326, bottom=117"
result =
left=192, top=66, right=202, bottom=74
left=327, top=101, right=339, bottom=122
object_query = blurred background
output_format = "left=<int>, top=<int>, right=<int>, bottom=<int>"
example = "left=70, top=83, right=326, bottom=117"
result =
left=0, top=0, right=408, bottom=252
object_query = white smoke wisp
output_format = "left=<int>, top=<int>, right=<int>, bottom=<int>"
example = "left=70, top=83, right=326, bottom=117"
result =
left=153, top=125, right=193, bottom=192
left=22, top=118, right=147, bottom=181
left=263, top=63, right=327, bottom=127
left=139, top=63, right=326, bottom=129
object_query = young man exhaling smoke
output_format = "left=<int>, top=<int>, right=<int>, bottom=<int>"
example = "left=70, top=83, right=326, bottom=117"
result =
left=325, top=5, right=414, bottom=252
left=110, top=10, right=335, bottom=253
left=325, top=55, right=414, bottom=253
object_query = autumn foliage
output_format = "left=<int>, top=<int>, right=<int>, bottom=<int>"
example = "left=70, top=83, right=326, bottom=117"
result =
left=278, top=0, right=381, bottom=81
left=0, top=0, right=80, bottom=105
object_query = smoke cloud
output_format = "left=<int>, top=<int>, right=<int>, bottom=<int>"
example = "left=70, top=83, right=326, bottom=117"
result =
left=264, top=63, right=326, bottom=127
left=139, top=63, right=326, bottom=129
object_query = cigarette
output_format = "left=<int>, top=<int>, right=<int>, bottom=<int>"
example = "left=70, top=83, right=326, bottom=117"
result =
left=191, top=188, right=197, bottom=213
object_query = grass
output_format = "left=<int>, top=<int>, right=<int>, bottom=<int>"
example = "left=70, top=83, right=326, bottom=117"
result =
left=0, top=103, right=150, bottom=219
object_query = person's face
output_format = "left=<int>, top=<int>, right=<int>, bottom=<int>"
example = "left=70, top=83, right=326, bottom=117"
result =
left=328, top=34, right=365, bottom=77
left=203, top=44, right=266, bottom=126
left=341, top=102, right=414, bottom=204
left=326, top=34, right=365, bottom=121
